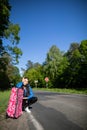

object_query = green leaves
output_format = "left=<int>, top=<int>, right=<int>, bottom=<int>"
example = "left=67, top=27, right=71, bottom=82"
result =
left=4, top=23, right=22, bottom=64
left=64, top=40, right=87, bottom=88
left=44, top=45, right=65, bottom=81
left=12, top=46, right=23, bottom=64
left=24, top=63, right=45, bottom=87
left=4, top=23, right=20, bottom=44
left=80, top=40, right=87, bottom=61
left=2, top=4, right=10, bottom=16
left=0, top=1, right=22, bottom=64
left=0, top=0, right=11, bottom=37
left=0, top=0, right=22, bottom=90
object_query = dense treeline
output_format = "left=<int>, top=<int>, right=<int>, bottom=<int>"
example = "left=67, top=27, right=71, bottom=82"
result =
left=23, top=40, right=87, bottom=89
left=0, top=0, right=22, bottom=90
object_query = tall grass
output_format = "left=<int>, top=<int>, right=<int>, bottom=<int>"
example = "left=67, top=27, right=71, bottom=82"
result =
left=0, top=90, right=11, bottom=114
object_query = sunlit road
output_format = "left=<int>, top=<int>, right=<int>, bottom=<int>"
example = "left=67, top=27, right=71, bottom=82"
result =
left=28, top=91, right=87, bottom=130
left=0, top=91, right=87, bottom=130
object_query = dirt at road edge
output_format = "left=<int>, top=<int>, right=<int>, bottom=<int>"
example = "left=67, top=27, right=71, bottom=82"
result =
left=0, top=112, right=30, bottom=130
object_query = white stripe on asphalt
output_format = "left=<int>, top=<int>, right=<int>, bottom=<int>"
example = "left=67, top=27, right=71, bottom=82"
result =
left=28, top=112, right=44, bottom=130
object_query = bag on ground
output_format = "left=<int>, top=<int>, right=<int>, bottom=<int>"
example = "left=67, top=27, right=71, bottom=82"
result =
left=6, top=87, right=23, bottom=118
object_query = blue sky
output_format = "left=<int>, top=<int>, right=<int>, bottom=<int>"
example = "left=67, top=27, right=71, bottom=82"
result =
left=9, top=0, right=87, bottom=74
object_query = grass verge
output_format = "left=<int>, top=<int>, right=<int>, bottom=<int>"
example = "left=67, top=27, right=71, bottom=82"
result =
left=0, top=90, right=11, bottom=115
left=33, top=87, right=87, bottom=95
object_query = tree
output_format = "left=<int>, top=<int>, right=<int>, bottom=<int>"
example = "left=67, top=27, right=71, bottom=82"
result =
left=78, top=40, right=87, bottom=88
left=26, top=60, right=33, bottom=70
left=79, top=40, right=87, bottom=62
left=0, top=51, right=21, bottom=90
left=65, top=43, right=80, bottom=61
left=0, top=0, right=11, bottom=38
left=0, top=0, right=11, bottom=56
left=0, top=0, right=22, bottom=90
left=24, top=62, right=45, bottom=87
left=44, top=45, right=63, bottom=77
left=0, top=0, right=22, bottom=64
left=43, top=45, right=65, bottom=87
left=7, top=65, right=21, bottom=85
left=64, top=43, right=81, bottom=88
left=64, top=41, right=87, bottom=88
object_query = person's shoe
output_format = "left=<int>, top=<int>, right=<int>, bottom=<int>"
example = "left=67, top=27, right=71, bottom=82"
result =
left=29, top=106, right=32, bottom=109
left=25, top=107, right=31, bottom=113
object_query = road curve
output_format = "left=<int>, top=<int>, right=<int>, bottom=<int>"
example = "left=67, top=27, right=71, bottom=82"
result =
left=0, top=91, right=87, bottom=130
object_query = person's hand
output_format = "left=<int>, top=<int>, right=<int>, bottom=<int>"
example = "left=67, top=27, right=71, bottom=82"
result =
left=23, top=97, right=28, bottom=99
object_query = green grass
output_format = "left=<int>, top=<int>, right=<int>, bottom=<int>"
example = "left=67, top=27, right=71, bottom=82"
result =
left=0, top=88, right=87, bottom=115
left=33, top=87, right=87, bottom=95
left=0, top=90, right=11, bottom=114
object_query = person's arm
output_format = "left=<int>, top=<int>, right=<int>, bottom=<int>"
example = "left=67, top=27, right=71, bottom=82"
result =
left=16, top=82, right=23, bottom=88
left=27, top=86, right=34, bottom=99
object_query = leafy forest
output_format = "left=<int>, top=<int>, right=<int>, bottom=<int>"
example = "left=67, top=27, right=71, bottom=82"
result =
left=0, top=0, right=87, bottom=90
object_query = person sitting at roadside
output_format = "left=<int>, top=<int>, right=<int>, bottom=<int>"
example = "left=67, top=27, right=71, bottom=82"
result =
left=16, top=77, right=38, bottom=113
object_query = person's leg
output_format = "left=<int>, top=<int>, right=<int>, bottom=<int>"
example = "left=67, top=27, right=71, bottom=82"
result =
left=28, top=97, right=38, bottom=107
left=22, top=97, right=38, bottom=113
left=22, top=99, right=31, bottom=113
left=22, top=99, right=28, bottom=111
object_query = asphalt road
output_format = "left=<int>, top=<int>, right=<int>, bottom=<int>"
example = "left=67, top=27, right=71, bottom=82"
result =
left=28, top=91, right=87, bottom=130
left=0, top=91, right=87, bottom=130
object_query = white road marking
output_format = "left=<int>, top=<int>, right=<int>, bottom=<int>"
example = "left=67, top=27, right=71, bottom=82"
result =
left=28, top=112, right=44, bottom=130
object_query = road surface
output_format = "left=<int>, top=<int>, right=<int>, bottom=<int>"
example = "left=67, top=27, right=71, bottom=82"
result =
left=0, top=91, right=87, bottom=130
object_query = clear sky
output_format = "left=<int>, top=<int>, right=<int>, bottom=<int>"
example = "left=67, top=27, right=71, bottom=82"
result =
left=9, top=0, right=87, bottom=74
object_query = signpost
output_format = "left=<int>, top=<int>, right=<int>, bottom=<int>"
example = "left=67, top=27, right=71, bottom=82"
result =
left=34, top=80, right=38, bottom=88
left=45, top=77, right=49, bottom=88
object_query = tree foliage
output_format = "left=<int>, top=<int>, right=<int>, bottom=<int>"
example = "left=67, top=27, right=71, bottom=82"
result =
left=24, top=61, right=45, bottom=87
left=0, top=0, right=22, bottom=90
left=24, top=41, right=87, bottom=89
left=43, top=45, right=68, bottom=87
left=63, top=41, right=87, bottom=88
left=0, top=0, right=11, bottom=38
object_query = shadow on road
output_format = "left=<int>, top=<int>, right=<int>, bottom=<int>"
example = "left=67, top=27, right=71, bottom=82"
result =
left=31, top=102, right=84, bottom=130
